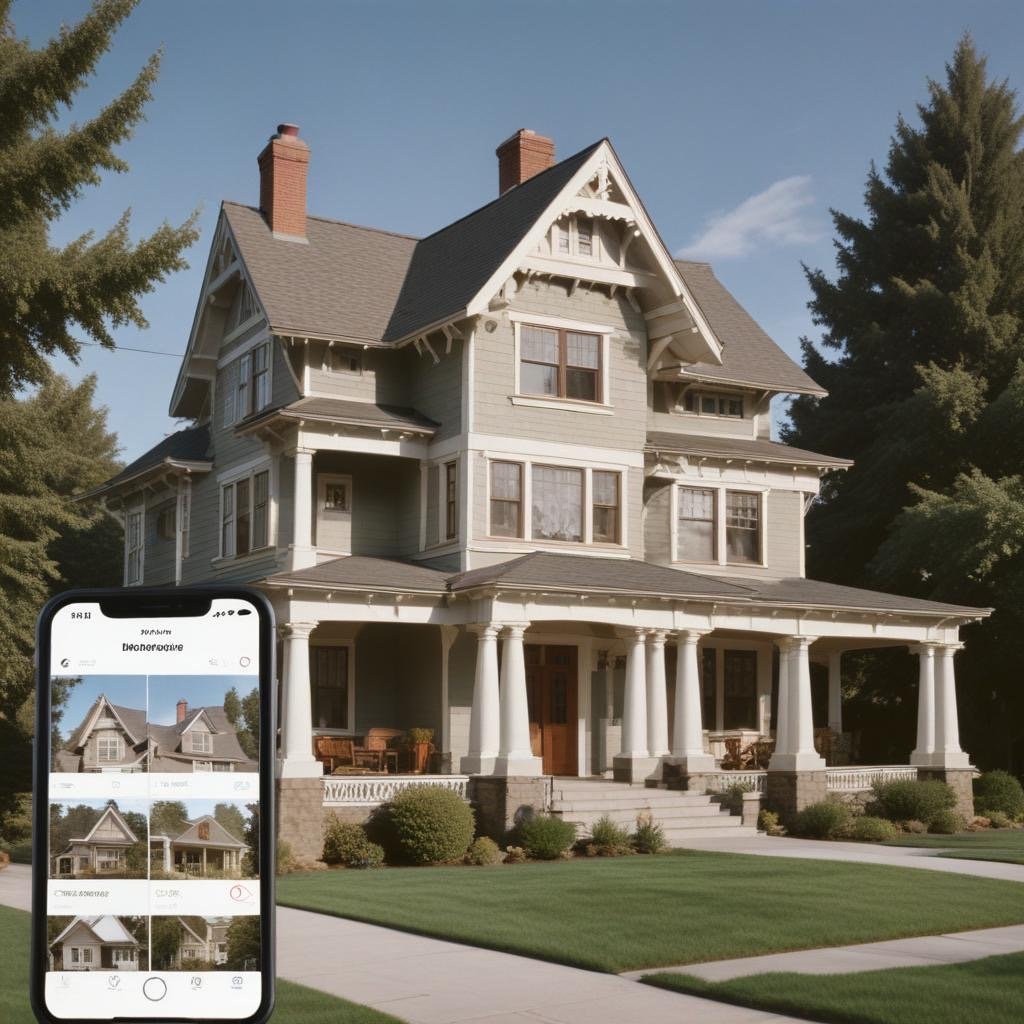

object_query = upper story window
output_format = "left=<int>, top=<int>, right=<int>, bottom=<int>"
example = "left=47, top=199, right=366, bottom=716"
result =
left=680, top=389, right=744, bottom=418
left=445, top=461, right=458, bottom=541
left=189, top=732, right=212, bottom=754
left=96, top=736, right=122, bottom=761
left=328, top=347, right=361, bottom=374
left=222, top=342, right=272, bottom=427
left=156, top=504, right=176, bottom=541
left=520, top=325, right=601, bottom=403
left=592, top=470, right=620, bottom=543
left=233, top=281, right=258, bottom=331
left=125, top=510, right=143, bottom=585
left=674, top=485, right=763, bottom=567
left=553, top=215, right=597, bottom=259
left=221, top=469, right=270, bottom=559
left=489, top=461, right=522, bottom=538
left=533, top=466, right=583, bottom=542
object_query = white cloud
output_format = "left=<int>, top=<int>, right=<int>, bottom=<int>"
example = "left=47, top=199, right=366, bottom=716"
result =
left=677, top=176, right=820, bottom=261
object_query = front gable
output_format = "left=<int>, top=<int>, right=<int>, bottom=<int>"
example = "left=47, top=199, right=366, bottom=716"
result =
left=74, top=695, right=141, bottom=751
left=81, top=805, right=138, bottom=845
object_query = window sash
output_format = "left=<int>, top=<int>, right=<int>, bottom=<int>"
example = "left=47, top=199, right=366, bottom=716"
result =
left=252, top=471, right=269, bottom=549
left=97, top=737, right=121, bottom=761
left=591, top=470, right=620, bottom=543
left=520, top=325, right=602, bottom=403
left=725, top=491, right=761, bottom=564
left=490, top=461, right=522, bottom=538
left=682, top=389, right=744, bottom=418
left=180, top=486, right=191, bottom=559
left=445, top=462, right=457, bottom=540
left=221, top=485, right=235, bottom=558
left=531, top=465, right=583, bottom=542
left=126, top=511, right=143, bottom=584
left=311, top=646, right=350, bottom=730
left=677, top=487, right=716, bottom=562
left=190, top=732, right=212, bottom=753
left=235, top=478, right=251, bottom=556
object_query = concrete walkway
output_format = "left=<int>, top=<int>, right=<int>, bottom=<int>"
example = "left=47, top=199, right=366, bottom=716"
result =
left=0, top=861, right=30, bottom=911
left=672, top=833, right=1024, bottom=884
left=623, top=923, right=1024, bottom=982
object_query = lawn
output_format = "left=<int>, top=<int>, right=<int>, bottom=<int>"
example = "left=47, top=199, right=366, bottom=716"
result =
left=0, top=904, right=403, bottom=1024
left=642, top=951, right=1024, bottom=1024
left=277, top=849, right=1024, bottom=973
left=886, top=830, right=1024, bottom=865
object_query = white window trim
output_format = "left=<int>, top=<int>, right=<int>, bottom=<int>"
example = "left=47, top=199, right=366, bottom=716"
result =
left=96, top=736, right=123, bottom=761
left=216, top=459, right=275, bottom=561
left=444, top=459, right=458, bottom=543
left=484, top=456, right=628, bottom=550
left=189, top=731, right=212, bottom=753
left=318, top=473, right=353, bottom=515
left=309, top=639, right=357, bottom=736
left=423, top=455, right=462, bottom=549
left=547, top=214, right=603, bottom=262
left=219, top=337, right=273, bottom=427
left=216, top=325, right=271, bottom=369
left=124, top=503, right=144, bottom=587
left=671, top=481, right=768, bottom=569
left=510, top=316, right=613, bottom=409
left=675, top=387, right=748, bottom=420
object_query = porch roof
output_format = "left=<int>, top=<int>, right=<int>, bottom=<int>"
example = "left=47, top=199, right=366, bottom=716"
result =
left=236, top=395, right=438, bottom=437
left=645, top=432, right=853, bottom=469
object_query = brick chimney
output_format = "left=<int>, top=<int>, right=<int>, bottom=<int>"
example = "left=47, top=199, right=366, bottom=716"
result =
left=496, top=129, right=555, bottom=195
left=176, top=699, right=188, bottom=724
left=257, top=123, right=310, bottom=239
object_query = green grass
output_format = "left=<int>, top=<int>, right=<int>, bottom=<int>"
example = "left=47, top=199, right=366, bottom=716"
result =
left=0, top=904, right=403, bottom=1024
left=886, top=830, right=1024, bottom=865
left=277, top=850, right=1024, bottom=973
left=643, top=952, right=1024, bottom=1024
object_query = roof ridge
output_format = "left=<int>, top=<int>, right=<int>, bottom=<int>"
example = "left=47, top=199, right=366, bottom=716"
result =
left=221, top=200, right=421, bottom=241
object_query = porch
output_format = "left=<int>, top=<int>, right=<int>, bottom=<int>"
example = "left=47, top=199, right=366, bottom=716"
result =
left=149, top=838, right=244, bottom=877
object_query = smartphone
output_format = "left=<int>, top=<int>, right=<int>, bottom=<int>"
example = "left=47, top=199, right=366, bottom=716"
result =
left=31, top=588, right=276, bottom=1024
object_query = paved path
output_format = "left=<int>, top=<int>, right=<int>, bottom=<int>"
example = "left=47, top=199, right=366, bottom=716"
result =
left=672, top=833, right=1024, bottom=883
left=623, top=923, right=1024, bottom=982
left=0, top=861, right=30, bottom=911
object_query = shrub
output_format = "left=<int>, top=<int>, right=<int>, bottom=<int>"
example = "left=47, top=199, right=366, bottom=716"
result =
left=322, top=816, right=385, bottom=868
left=901, top=819, right=928, bottom=834
left=632, top=813, right=667, bottom=855
left=276, top=839, right=298, bottom=875
left=504, top=845, right=527, bottom=864
left=0, top=850, right=9, bottom=870
left=928, top=809, right=967, bottom=835
left=588, top=815, right=632, bottom=856
left=0, top=840, right=32, bottom=865
left=517, top=815, right=577, bottom=860
left=793, top=800, right=850, bottom=839
left=464, top=836, right=502, bottom=866
left=757, top=809, right=785, bottom=836
left=714, top=781, right=754, bottom=815
left=987, top=811, right=1013, bottom=830
left=973, top=770, right=1024, bottom=819
left=386, top=786, right=474, bottom=865
left=871, top=779, right=956, bottom=824
left=848, top=816, right=900, bottom=842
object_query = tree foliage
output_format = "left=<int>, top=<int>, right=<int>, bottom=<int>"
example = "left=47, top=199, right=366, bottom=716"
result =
left=0, top=0, right=198, bottom=395
left=786, top=37, right=1024, bottom=768
left=149, top=800, right=189, bottom=838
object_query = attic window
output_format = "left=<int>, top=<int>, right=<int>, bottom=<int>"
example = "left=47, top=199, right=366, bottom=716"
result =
left=156, top=504, right=176, bottom=541
left=680, top=389, right=744, bottom=418
left=551, top=215, right=599, bottom=260
left=328, top=348, right=362, bottom=374
left=97, top=736, right=122, bottom=761
left=190, top=732, right=212, bottom=753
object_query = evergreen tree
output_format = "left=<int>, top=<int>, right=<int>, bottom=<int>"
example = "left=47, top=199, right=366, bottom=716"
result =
left=213, top=802, right=246, bottom=842
left=786, top=37, right=1024, bottom=768
left=0, top=0, right=198, bottom=396
left=149, top=800, right=189, bottom=838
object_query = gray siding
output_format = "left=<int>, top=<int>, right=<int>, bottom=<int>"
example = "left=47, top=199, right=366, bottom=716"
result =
left=306, top=344, right=410, bottom=405
left=425, top=464, right=439, bottom=547
left=446, top=628, right=477, bottom=765
left=642, top=480, right=673, bottom=566
left=401, top=338, right=463, bottom=442
left=765, top=488, right=803, bottom=577
left=143, top=497, right=177, bottom=585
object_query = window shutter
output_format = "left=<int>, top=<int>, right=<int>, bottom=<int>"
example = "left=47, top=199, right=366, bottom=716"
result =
left=222, top=361, right=239, bottom=426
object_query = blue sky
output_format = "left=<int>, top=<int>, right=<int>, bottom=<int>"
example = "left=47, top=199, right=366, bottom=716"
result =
left=13, top=1, right=1024, bottom=457
left=60, top=674, right=146, bottom=736
left=147, top=674, right=257, bottom=726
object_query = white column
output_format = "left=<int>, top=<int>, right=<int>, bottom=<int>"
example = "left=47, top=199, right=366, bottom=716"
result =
left=770, top=636, right=824, bottom=771
left=278, top=622, right=321, bottom=777
left=290, top=447, right=316, bottom=570
left=461, top=624, right=500, bottom=775
left=934, top=643, right=970, bottom=767
left=620, top=629, right=648, bottom=756
left=646, top=630, right=669, bottom=757
left=670, top=629, right=713, bottom=770
left=827, top=652, right=843, bottom=734
left=910, top=643, right=937, bottom=766
left=495, top=624, right=543, bottom=776
left=163, top=837, right=170, bottom=873
left=773, top=639, right=791, bottom=756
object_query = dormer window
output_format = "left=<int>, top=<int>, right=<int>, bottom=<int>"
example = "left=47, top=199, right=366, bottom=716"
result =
left=97, top=736, right=122, bottom=761
left=189, top=732, right=212, bottom=754
left=680, top=389, right=744, bottom=418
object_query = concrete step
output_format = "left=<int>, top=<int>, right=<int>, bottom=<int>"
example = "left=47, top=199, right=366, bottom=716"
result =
left=552, top=801, right=728, bottom=819
left=662, top=824, right=761, bottom=841
left=554, top=806, right=732, bottom=827
left=551, top=794, right=714, bottom=813
left=549, top=785, right=704, bottom=802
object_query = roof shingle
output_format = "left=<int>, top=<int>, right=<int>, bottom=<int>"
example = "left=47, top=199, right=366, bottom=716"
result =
left=646, top=432, right=852, bottom=468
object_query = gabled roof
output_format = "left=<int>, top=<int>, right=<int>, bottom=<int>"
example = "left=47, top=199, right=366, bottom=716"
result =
left=671, top=260, right=825, bottom=396
left=173, top=815, right=247, bottom=849
left=149, top=705, right=250, bottom=763
left=646, top=432, right=853, bottom=469
left=76, top=803, right=138, bottom=845
left=51, top=916, right=139, bottom=948
left=66, top=695, right=146, bottom=751
left=382, top=141, right=602, bottom=342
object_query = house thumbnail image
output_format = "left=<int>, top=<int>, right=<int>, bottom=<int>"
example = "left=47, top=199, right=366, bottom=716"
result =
left=149, top=799, right=256, bottom=879
left=50, top=800, right=148, bottom=880
left=151, top=916, right=259, bottom=971
left=47, top=916, right=148, bottom=972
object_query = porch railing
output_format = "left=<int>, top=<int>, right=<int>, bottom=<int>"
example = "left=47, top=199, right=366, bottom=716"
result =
left=322, top=774, right=470, bottom=807
left=704, top=771, right=767, bottom=794
left=826, top=765, right=918, bottom=792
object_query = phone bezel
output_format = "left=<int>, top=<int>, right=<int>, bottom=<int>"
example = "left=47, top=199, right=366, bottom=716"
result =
left=30, top=586, right=277, bottom=1024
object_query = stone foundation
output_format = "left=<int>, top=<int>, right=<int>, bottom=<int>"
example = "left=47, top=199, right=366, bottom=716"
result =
left=919, top=766, right=975, bottom=820
left=765, top=769, right=828, bottom=827
left=276, top=777, right=325, bottom=864
left=468, top=776, right=550, bottom=843
left=612, top=754, right=660, bottom=784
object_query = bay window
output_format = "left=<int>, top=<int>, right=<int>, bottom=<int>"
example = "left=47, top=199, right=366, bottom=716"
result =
left=677, top=487, right=716, bottom=561
left=220, top=468, right=270, bottom=558
left=532, top=466, right=583, bottom=542
left=520, top=325, right=601, bottom=403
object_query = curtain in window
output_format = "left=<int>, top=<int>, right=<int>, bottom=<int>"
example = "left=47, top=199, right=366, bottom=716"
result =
left=726, top=492, right=760, bottom=563
left=677, top=487, right=715, bottom=561
left=532, top=466, right=582, bottom=541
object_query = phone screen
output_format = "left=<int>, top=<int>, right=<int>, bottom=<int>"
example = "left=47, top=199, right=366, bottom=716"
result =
left=41, top=597, right=267, bottom=1021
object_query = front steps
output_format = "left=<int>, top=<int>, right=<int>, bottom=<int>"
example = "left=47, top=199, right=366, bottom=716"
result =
left=549, top=778, right=759, bottom=844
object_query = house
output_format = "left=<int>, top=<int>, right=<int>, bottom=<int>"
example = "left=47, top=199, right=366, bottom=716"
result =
left=159, top=917, right=230, bottom=968
left=48, top=916, right=143, bottom=972
left=88, top=124, right=990, bottom=854
left=51, top=802, right=144, bottom=879
left=53, top=695, right=256, bottom=774
left=149, top=815, right=249, bottom=878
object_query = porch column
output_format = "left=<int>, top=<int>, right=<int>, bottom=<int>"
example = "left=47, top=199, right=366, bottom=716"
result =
left=669, top=629, right=714, bottom=772
left=645, top=630, right=669, bottom=758
left=278, top=622, right=321, bottom=778
left=461, top=624, right=500, bottom=775
left=827, top=652, right=843, bottom=733
left=290, top=447, right=316, bottom=570
left=495, top=625, right=543, bottom=776
left=162, top=837, right=170, bottom=873
left=772, top=638, right=791, bottom=757
left=613, top=629, right=658, bottom=783
left=769, top=636, right=824, bottom=771
left=934, top=643, right=970, bottom=767
left=910, top=643, right=937, bottom=766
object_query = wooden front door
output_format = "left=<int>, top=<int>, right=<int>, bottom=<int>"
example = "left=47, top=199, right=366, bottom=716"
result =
left=525, top=644, right=578, bottom=775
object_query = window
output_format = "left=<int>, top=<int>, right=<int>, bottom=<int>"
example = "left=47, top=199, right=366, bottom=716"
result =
left=576, top=216, right=593, bottom=256
left=82, top=948, right=92, bottom=964
left=197, top=821, right=210, bottom=840
left=490, top=461, right=522, bottom=538
left=156, top=504, right=175, bottom=541
left=189, top=732, right=212, bottom=754
left=532, top=466, right=583, bottom=542
left=328, top=348, right=361, bottom=374
left=311, top=646, right=350, bottom=730
left=445, top=461, right=457, bottom=540
left=70, top=949, right=80, bottom=964
left=235, top=282, right=257, bottom=329
left=180, top=484, right=191, bottom=559
left=222, top=342, right=272, bottom=426
left=724, top=650, right=758, bottom=729
left=726, top=491, right=761, bottom=563
left=183, top=948, right=197, bottom=960
left=192, top=761, right=213, bottom=773
left=97, top=736, right=122, bottom=762
left=324, top=481, right=349, bottom=512
left=592, top=470, right=620, bottom=543
left=252, top=342, right=270, bottom=411
left=677, top=488, right=716, bottom=562
left=221, top=469, right=270, bottom=558
left=681, top=389, right=744, bottom=418
left=125, top=510, right=143, bottom=585
left=520, top=325, right=601, bottom=403
left=551, top=215, right=597, bottom=259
